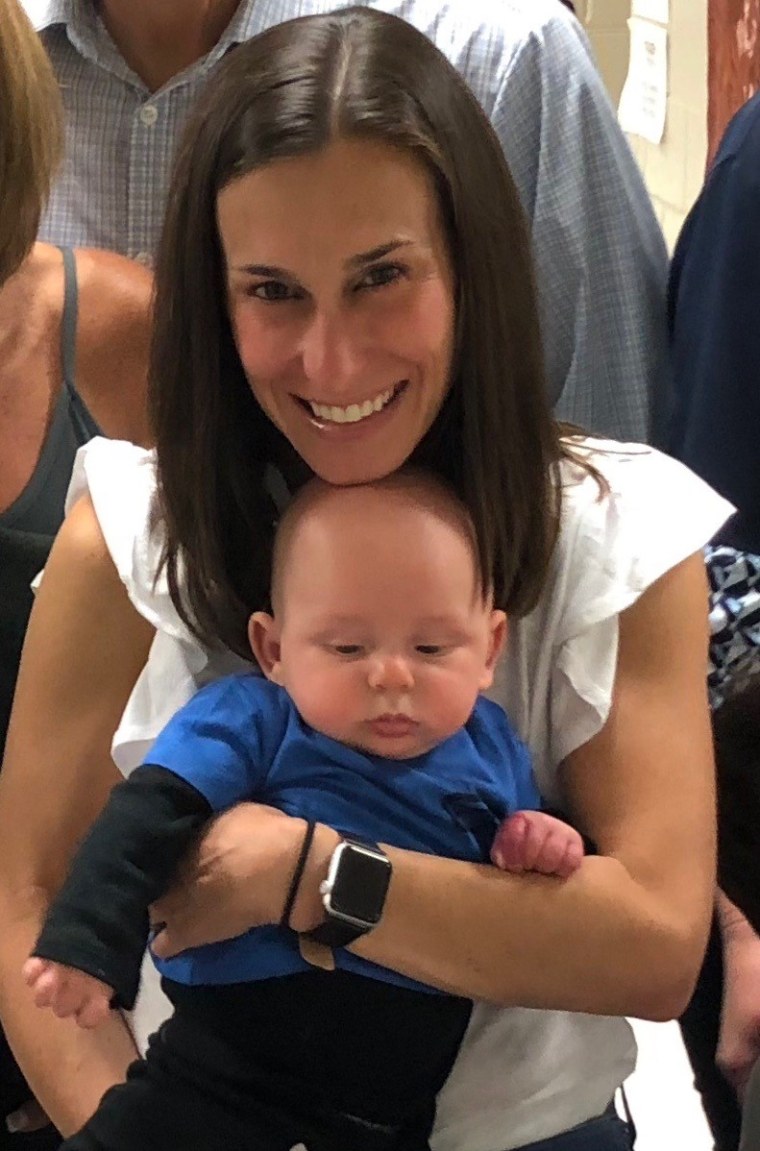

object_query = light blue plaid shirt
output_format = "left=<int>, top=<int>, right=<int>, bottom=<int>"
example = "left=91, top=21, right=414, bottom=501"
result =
left=33, top=0, right=669, bottom=441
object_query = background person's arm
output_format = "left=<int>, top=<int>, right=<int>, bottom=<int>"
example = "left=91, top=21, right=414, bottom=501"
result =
left=156, top=554, right=715, bottom=1021
left=715, top=892, right=760, bottom=1100
left=0, top=496, right=154, bottom=1135
left=667, top=105, right=760, bottom=552
left=711, top=682, right=760, bottom=1098
left=491, top=11, right=669, bottom=442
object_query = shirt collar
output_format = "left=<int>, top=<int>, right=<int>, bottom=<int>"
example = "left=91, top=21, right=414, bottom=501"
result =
left=214, top=0, right=262, bottom=51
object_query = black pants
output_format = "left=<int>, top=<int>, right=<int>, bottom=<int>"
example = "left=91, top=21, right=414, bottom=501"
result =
left=679, top=916, right=741, bottom=1151
left=0, top=1026, right=60, bottom=1151
left=62, top=972, right=470, bottom=1151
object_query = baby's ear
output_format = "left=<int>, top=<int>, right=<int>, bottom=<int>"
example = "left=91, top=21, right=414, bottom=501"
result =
left=480, top=610, right=507, bottom=690
left=248, top=612, right=283, bottom=683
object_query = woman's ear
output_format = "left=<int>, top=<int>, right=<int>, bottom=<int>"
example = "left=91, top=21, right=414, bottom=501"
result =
left=479, top=610, right=507, bottom=690
left=248, top=611, right=283, bottom=683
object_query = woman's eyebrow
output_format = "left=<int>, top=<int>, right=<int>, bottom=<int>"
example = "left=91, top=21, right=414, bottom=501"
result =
left=345, top=239, right=415, bottom=269
left=232, top=240, right=416, bottom=280
left=232, top=262, right=291, bottom=277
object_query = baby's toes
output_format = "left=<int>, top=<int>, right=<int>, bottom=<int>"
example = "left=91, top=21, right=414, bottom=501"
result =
left=31, top=967, right=62, bottom=1009
left=49, top=975, right=87, bottom=1019
left=75, top=994, right=112, bottom=1030
left=22, top=957, right=46, bottom=988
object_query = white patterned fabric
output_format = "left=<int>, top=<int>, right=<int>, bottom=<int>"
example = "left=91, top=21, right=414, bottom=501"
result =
left=31, top=0, right=669, bottom=442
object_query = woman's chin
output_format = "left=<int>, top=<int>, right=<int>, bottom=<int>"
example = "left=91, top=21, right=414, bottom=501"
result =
left=311, top=459, right=408, bottom=487
left=301, top=441, right=415, bottom=487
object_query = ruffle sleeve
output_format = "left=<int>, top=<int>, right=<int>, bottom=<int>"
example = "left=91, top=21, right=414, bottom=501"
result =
left=65, top=438, right=251, bottom=775
left=495, top=443, right=735, bottom=801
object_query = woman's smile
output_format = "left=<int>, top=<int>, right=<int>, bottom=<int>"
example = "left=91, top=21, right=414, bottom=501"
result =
left=298, top=381, right=406, bottom=425
left=295, top=381, right=408, bottom=430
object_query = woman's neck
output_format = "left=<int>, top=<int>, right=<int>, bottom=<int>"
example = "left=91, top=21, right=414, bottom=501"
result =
left=97, top=0, right=242, bottom=91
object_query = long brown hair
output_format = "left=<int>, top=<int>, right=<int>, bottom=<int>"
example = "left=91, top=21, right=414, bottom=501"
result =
left=0, top=0, right=63, bottom=284
left=152, top=7, right=566, bottom=658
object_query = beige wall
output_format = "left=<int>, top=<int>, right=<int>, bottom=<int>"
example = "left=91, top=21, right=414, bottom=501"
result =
left=577, top=0, right=631, bottom=104
left=576, top=0, right=709, bottom=251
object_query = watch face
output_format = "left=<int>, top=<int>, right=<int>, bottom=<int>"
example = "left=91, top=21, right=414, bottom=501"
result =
left=329, top=845, right=391, bottom=925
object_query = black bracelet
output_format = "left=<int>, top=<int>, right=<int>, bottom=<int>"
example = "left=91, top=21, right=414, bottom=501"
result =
left=280, top=820, right=317, bottom=929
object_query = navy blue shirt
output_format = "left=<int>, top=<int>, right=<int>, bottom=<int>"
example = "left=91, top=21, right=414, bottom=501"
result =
left=668, top=93, right=760, bottom=552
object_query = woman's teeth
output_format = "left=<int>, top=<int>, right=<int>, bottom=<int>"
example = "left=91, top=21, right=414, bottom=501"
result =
left=308, top=386, right=396, bottom=424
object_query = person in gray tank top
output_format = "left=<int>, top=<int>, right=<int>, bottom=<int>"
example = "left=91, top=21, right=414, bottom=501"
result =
left=0, top=3, right=152, bottom=1144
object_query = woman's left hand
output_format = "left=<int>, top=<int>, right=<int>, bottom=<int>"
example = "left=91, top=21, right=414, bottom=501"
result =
left=150, top=803, right=304, bottom=958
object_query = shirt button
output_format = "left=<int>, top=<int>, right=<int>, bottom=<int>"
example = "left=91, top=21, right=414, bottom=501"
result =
left=139, top=104, right=159, bottom=127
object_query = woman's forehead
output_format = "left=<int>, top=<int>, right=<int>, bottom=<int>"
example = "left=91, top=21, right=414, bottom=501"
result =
left=216, top=138, right=442, bottom=258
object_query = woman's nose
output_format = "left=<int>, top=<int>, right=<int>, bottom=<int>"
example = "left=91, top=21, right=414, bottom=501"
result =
left=300, top=308, right=361, bottom=394
left=368, top=655, right=415, bottom=692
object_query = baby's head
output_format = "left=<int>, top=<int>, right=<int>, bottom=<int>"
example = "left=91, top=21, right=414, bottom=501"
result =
left=249, top=470, right=506, bottom=759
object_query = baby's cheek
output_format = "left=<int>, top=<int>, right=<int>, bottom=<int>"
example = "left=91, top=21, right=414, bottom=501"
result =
left=293, top=680, right=357, bottom=741
left=425, top=678, right=477, bottom=741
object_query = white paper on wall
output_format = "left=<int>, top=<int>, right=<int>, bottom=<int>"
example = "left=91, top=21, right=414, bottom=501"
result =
left=618, top=18, right=669, bottom=144
left=631, top=0, right=669, bottom=23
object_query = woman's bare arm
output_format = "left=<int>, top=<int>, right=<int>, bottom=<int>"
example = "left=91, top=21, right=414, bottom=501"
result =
left=0, top=495, right=154, bottom=1135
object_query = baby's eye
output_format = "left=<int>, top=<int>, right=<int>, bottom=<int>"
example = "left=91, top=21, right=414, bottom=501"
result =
left=332, top=644, right=364, bottom=656
left=415, top=644, right=445, bottom=656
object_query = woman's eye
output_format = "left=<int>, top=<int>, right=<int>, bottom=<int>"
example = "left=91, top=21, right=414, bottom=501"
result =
left=248, top=280, right=299, bottom=302
left=357, top=263, right=404, bottom=291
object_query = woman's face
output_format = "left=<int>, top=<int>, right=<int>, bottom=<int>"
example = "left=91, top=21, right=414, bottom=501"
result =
left=218, top=138, right=456, bottom=485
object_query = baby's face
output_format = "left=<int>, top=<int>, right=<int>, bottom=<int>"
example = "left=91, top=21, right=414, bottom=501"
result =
left=252, top=485, right=505, bottom=759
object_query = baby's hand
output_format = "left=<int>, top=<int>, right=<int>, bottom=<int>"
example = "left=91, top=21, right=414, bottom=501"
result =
left=22, top=957, right=114, bottom=1030
left=490, top=810, right=584, bottom=879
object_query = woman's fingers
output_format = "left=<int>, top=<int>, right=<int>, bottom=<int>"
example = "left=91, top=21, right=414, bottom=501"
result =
left=151, top=803, right=303, bottom=957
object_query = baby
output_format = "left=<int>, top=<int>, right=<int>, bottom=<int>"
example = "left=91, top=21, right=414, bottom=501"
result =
left=26, top=471, right=584, bottom=1151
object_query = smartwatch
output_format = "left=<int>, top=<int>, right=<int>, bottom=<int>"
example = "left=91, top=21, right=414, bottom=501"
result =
left=305, top=837, right=392, bottom=948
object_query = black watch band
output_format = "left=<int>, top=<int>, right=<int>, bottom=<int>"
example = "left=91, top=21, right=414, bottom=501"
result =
left=305, top=917, right=371, bottom=948
left=304, top=837, right=391, bottom=949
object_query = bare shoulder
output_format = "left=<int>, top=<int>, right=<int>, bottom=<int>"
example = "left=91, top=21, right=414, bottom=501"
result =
left=39, top=494, right=141, bottom=630
left=49, top=490, right=115, bottom=573
left=29, top=492, right=155, bottom=712
left=75, top=248, right=153, bottom=308
left=74, top=249, right=154, bottom=447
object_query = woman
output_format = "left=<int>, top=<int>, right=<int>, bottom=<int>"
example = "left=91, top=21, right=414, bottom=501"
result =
left=0, top=9, right=728, bottom=1150
left=0, top=0, right=152, bottom=1143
